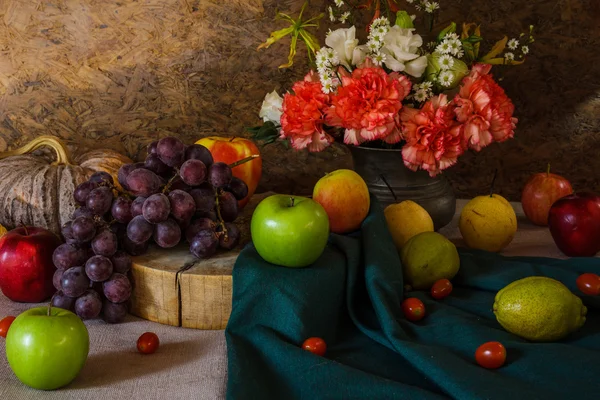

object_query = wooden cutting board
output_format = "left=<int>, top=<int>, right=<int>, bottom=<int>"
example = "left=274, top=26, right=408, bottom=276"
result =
left=129, top=192, right=271, bottom=330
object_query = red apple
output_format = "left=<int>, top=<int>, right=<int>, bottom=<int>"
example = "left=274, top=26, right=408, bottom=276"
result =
left=195, top=137, right=262, bottom=209
left=521, top=165, right=573, bottom=225
left=548, top=193, right=600, bottom=257
left=0, top=227, right=61, bottom=302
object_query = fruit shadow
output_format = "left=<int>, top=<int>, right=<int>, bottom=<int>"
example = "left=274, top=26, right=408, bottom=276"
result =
left=69, top=339, right=204, bottom=388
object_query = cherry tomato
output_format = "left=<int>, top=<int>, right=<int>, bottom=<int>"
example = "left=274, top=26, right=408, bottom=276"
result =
left=475, top=341, right=506, bottom=369
left=431, top=279, right=453, bottom=300
left=302, top=337, right=327, bottom=356
left=0, top=316, right=16, bottom=338
left=402, top=298, right=426, bottom=321
left=576, top=273, right=600, bottom=296
left=137, top=332, right=160, bottom=354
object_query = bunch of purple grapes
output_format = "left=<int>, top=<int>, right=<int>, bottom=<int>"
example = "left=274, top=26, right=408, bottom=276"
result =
left=51, top=136, right=248, bottom=323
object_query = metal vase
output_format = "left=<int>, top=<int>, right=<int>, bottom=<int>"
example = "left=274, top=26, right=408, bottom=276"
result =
left=349, top=145, right=456, bottom=230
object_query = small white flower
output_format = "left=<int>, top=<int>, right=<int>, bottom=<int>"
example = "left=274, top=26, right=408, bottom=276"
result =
left=425, top=1, right=440, bottom=13
left=507, top=38, right=519, bottom=50
left=316, top=63, right=329, bottom=74
left=367, top=40, right=381, bottom=52
left=504, top=52, right=515, bottom=61
left=444, top=32, right=459, bottom=41
left=406, top=0, right=414, bottom=3
left=328, top=6, right=335, bottom=22
left=439, top=54, right=455, bottom=70
left=259, top=90, right=284, bottom=123
left=448, top=39, right=463, bottom=56
left=371, top=52, right=386, bottom=66
left=454, top=49, right=464, bottom=59
left=419, top=81, right=433, bottom=91
left=371, top=17, right=390, bottom=27
left=376, top=25, right=389, bottom=36
left=438, top=71, right=453, bottom=87
left=370, top=33, right=384, bottom=43
left=325, top=48, right=339, bottom=64
left=436, top=40, right=452, bottom=54
left=521, top=45, right=529, bottom=54
left=334, top=0, right=344, bottom=7
left=339, top=11, right=350, bottom=23
left=414, top=89, right=429, bottom=102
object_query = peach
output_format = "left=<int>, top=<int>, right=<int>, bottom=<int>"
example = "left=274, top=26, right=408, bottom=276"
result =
left=312, top=169, right=370, bottom=234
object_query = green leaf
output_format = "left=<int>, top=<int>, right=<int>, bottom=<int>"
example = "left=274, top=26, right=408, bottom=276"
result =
left=395, top=11, right=414, bottom=29
left=480, top=36, right=508, bottom=62
left=437, top=22, right=456, bottom=41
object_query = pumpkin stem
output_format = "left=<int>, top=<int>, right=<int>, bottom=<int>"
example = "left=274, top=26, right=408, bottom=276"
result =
left=228, top=154, right=259, bottom=168
left=0, top=136, right=73, bottom=166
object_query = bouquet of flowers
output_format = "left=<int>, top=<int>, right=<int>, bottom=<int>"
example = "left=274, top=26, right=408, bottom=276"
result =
left=252, top=2, right=534, bottom=177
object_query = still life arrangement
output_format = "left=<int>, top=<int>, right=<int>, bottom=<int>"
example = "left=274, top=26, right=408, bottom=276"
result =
left=0, top=0, right=598, bottom=396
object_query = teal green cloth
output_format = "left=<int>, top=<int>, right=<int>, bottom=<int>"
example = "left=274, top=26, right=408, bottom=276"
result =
left=225, top=197, right=600, bottom=400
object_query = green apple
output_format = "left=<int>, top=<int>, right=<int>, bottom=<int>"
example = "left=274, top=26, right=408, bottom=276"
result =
left=251, top=195, right=330, bottom=267
left=6, top=306, right=89, bottom=390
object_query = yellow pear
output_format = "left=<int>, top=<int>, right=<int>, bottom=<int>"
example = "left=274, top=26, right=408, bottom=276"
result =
left=384, top=200, right=434, bottom=249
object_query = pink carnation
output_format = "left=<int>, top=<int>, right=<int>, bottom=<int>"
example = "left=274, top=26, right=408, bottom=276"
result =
left=326, top=61, right=412, bottom=146
left=452, top=63, right=517, bottom=151
left=280, top=72, right=334, bottom=152
left=400, top=94, right=464, bottom=176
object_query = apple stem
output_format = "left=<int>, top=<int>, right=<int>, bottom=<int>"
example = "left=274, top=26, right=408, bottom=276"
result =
left=547, top=163, right=551, bottom=176
left=21, top=223, right=29, bottom=236
left=489, top=169, right=498, bottom=198
left=229, top=137, right=236, bottom=142
left=228, top=154, right=259, bottom=168
left=47, top=299, right=53, bottom=316
left=290, top=196, right=295, bottom=207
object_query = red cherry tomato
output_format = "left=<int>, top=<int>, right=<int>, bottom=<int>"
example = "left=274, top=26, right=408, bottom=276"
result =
left=302, top=337, right=327, bottom=356
left=431, top=279, right=453, bottom=300
left=402, top=298, right=426, bottom=321
left=0, top=316, right=16, bottom=338
left=576, top=273, right=600, bottom=296
left=137, top=332, right=160, bottom=354
left=475, top=341, right=506, bottom=369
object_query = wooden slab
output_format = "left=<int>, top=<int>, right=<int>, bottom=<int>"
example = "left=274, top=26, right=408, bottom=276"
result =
left=129, top=192, right=271, bottom=330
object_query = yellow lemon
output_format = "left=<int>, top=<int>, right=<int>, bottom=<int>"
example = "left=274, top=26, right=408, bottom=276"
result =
left=459, top=194, right=517, bottom=252
left=384, top=200, right=434, bottom=249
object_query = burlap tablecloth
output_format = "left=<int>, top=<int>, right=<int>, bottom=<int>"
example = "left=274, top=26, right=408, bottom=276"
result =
left=0, top=200, right=575, bottom=399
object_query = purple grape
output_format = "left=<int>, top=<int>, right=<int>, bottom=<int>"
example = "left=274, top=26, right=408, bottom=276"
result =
left=110, top=251, right=132, bottom=274
left=145, top=153, right=172, bottom=177
left=126, top=168, right=163, bottom=197
left=61, top=266, right=90, bottom=298
left=126, top=215, right=154, bottom=244
left=142, top=193, right=171, bottom=223
left=111, top=196, right=133, bottom=223
left=51, top=290, right=76, bottom=312
left=72, top=207, right=95, bottom=220
left=73, top=181, right=98, bottom=206
left=75, top=290, right=102, bottom=319
left=199, top=210, right=217, bottom=221
left=53, top=269, right=64, bottom=290
left=91, top=229, right=118, bottom=257
left=186, top=218, right=216, bottom=243
left=86, top=186, right=114, bottom=216
left=226, top=177, right=249, bottom=200
left=118, top=162, right=144, bottom=190
left=122, top=235, right=149, bottom=256
left=85, top=255, right=114, bottom=282
left=185, top=144, right=214, bottom=166
left=219, top=222, right=240, bottom=250
left=60, top=221, right=77, bottom=245
left=190, top=186, right=215, bottom=213
left=169, top=180, right=192, bottom=192
left=177, top=218, right=191, bottom=231
left=131, top=196, right=146, bottom=217
left=53, top=243, right=87, bottom=270
left=102, top=299, right=128, bottom=323
left=89, top=171, right=114, bottom=185
left=157, top=137, right=186, bottom=167
left=208, top=162, right=232, bottom=188
left=153, top=218, right=181, bottom=248
left=71, top=216, right=96, bottom=242
left=179, top=159, right=207, bottom=186
left=219, top=191, right=239, bottom=222
left=103, top=273, right=132, bottom=303
left=147, top=140, right=158, bottom=155
left=190, top=229, right=218, bottom=259
left=168, top=189, right=196, bottom=222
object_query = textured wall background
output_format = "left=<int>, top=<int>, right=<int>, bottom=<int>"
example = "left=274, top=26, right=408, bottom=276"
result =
left=0, top=0, right=598, bottom=200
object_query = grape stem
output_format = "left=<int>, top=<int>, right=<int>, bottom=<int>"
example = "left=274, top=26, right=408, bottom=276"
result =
left=105, top=182, right=132, bottom=199
left=162, top=169, right=181, bottom=193
left=228, top=154, right=259, bottom=168
left=213, top=187, right=228, bottom=241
